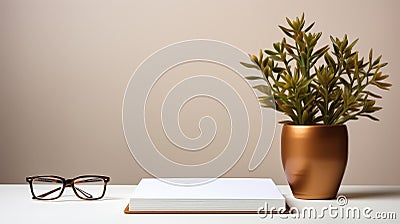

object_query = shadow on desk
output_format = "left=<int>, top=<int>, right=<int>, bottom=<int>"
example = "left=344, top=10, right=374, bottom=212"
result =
left=340, top=187, right=400, bottom=199
left=42, top=196, right=127, bottom=203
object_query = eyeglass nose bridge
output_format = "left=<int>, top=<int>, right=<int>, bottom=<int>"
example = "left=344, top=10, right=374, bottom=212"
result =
left=65, top=179, right=74, bottom=187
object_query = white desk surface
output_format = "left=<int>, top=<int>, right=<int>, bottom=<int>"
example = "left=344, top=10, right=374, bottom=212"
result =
left=0, top=184, right=399, bottom=224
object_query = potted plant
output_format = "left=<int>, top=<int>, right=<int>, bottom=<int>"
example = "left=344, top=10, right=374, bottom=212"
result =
left=241, top=14, right=391, bottom=199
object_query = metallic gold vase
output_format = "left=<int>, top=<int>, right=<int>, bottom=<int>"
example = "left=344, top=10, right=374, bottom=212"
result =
left=281, top=124, right=348, bottom=199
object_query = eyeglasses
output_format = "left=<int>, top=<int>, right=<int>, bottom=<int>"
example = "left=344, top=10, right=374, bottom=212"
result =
left=26, top=175, right=110, bottom=200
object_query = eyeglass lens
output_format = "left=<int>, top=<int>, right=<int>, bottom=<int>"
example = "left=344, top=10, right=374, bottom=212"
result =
left=73, top=177, right=106, bottom=199
left=31, top=177, right=64, bottom=200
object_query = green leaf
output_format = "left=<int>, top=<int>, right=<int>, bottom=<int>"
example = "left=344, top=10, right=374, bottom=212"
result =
left=365, top=106, right=382, bottom=113
left=273, top=42, right=281, bottom=52
left=253, top=85, right=271, bottom=94
left=324, top=53, right=336, bottom=68
left=310, top=45, right=329, bottom=64
left=245, top=76, right=264, bottom=80
left=258, top=95, right=274, bottom=100
left=298, top=77, right=313, bottom=90
left=379, top=62, right=388, bottom=68
left=286, top=17, right=295, bottom=30
left=369, top=49, right=373, bottom=62
left=272, top=67, right=285, bottom=73
left=250, top=55, right=259, bottom=65
left=372, top=55, right=382, bottom=66
left=375, top=73, right=389, bottom=81
left=304, top=22, right=315, bottom=32
left=240, top=62, right=259, bottom=69
left=264, top=50, right=278, bottom=55
left=362, top=91, right=382, bottom=99
left=258, top=95, right=275, bottom=108
left=279, top=25, right=294, bottom=38
left=375, top=81, right=392, bottom=90
left=360, top=114, right=379, bottom=121
left=346, top=38, right=359, bottom=51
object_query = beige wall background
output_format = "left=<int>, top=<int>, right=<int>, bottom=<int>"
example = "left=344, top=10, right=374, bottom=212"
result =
left=1, top=0, right=399, bottom=185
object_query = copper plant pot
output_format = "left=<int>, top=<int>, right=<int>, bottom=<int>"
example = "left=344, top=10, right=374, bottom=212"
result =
left=281, top=124, right=348, bottom=199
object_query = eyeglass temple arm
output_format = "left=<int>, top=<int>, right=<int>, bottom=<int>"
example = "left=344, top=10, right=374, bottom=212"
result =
left=35, top=186, right=93, bottom=199
left=74, top=187, right=93, bottom=199
left=36, top=187, right=62, bottom=199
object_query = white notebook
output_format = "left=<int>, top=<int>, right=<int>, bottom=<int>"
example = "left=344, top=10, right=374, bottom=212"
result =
left=129, top=178, right=285, bottom=212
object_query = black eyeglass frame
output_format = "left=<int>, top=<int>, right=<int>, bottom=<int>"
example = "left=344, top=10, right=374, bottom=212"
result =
left=26, top=175, right=110, bottom=200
